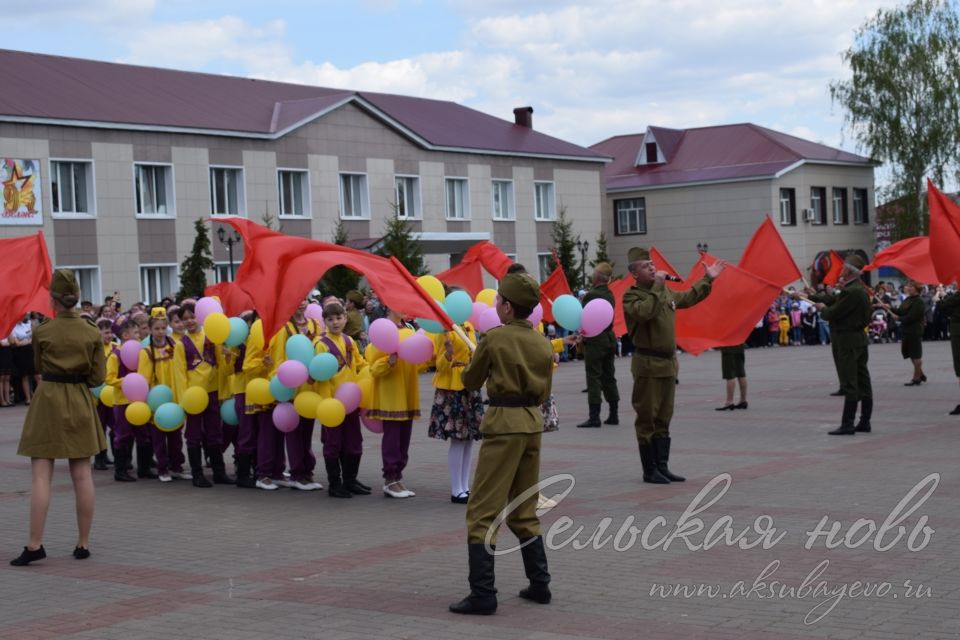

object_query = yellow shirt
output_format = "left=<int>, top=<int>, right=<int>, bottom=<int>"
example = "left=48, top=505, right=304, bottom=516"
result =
left=430, top=324, right=477, bottom=391
left=314, top=332, right=367, bottom=395
left=137, top=338, right=176, bottom=397
left=173, top=331, right=223, bottom=399
left=240, top=319, right=271, bottom=415
left=268, top=319, right=324, bottom=397
left=105, top=349, right=131, bottom=406
left=365, top=341, right=420, bottom=421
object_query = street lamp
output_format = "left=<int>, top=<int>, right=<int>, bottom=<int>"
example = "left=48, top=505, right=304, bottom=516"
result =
left=697, top=242, right=709, bottom=254
left=576, top=238, right=590, bottom=289
left=217, top=226, right=242, bottom=281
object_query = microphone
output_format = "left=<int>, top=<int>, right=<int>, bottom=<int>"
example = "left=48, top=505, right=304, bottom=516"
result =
left=663, top=274, right=682, bottom=282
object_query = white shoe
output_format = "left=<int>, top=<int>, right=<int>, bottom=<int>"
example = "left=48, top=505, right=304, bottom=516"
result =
left=282, top=470, right=291, bottom=479
left=170, top=470, right=192, bottom=480
left=158, top=474, right=173, bottom=483
left=307, top=481, right=324, bottom=490
left=274, top=479, right=293, bottom=488
left=291, top=480, right=319, bottom=491
left=256, top=478, right=279, bottom=491
left=383, top=483, right=410, bottom=498
left=403, top=486, right=416, bottom=497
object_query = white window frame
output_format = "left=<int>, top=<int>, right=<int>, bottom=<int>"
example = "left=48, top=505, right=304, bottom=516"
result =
left=139, top=263, right=180, bottom=305
left=537, top=253, right=554, bottom=283
left=54, top=265, right=102, bottom=306
left=339, top=172, right=370, bottom=219
left=277, top=168, right=311, bottom=219
left=853, top=188, right=869, bottom=224
left=133, top=162, right=175, bottom=218
left=445, top=177, right=471, bottom=220
left=779, top=188, right=796, bottom=226
left=810, top=187, right=825, bottom=225
left=534, top=181, right=556, bottom=221
left=832, top=187, right=848, bottom=225
left=49, top=158, right=96, bottom=218
left=394, top=175, right=422, bottom=220
left=614, top=197, right=647, bottom=235
left=213, top=262, right=234, bottom=284
left=491, top=179, right=515, bottom=221
left=209, top=165, right=247, bottom=217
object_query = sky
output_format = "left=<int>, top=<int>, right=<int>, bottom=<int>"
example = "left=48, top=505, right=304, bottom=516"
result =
left=5, top=0, right=901, bottom=154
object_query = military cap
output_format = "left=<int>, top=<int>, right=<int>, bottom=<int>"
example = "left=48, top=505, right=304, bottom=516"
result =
left=594, top=262, right=613, bottom=276
left=346, top=290, right=365, bottom=306
left=628, top=247, right=650, bottom=263
left=498, top=272, right=540, bottom=309
left=844, top=254, right=866, bottom=270
left=50, top=269, right=80, bottom=296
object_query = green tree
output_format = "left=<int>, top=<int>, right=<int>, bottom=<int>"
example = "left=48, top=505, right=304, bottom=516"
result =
left=589, top=231, right=617, bottom=276
left=179, top=219, right=215, bottom=300
left=829, top=0, right=960, bottom=238
left=550, top=207, right=578, bottom=290
left=319, top=220, right=362, bottom=298
left=376, top=209, right=426, bottom=276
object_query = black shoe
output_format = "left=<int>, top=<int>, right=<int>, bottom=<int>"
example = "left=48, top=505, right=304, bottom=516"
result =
left=715, top=404, right=736, bottom=411
left=949, top=404, right=960, bottom=415
left=73, top=546, right=91, bottom=560
left=734, top=401, right=748, bottom=410
left=653, top=437, right=685, bottom=482
left=113, top=445, right=136, bottom=482
left=451, top=493, right=469, bottom=504
left=904, top=379, right=921, bottom=386
left=235, top=454, right=257, bottom=488
left=855, top=422, right=872, bottom=433
left=855, top=397, right=872, bottom=432
left=340, top=455, right=372, bottom=494
left=576, top=404, right=602, bottom=428
left=209, top=449, right=235, bottom=485
left=10, top=545, right=45, bottom=566
left=449, top=544, right=498, bottom=615
left=518, top=537, right=551, bottom=604
left=920, top=374, right=927, bottom=382
left=188, top=447, right=212, bottom=488
left=639, top=444, right=670, bottom=484
left=328, top=484, right=353, bottom=498
left=829, top=389, right=844, bottom=396
left=136, top=447, right=158, bottom=479
left=828, top=425, right=856, bottom=435
left=93, top=451, right=109, bottom=471
left=581, top=388, right=588, bottom=393
left=325, top=457, right=352, bottom=498
left=830, top=397, right=859, bottom=435
left=603, top=402, right=618, bottom=425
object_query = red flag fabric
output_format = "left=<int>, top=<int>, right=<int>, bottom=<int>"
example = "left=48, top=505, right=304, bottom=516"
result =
left=649, top=246, right=683, bottom=280
left=218, top=217, right=450, bottom=339
left=204, top=281, right=255, bottom=317
left=435, top=258, right=485, bottom=297
left=927, top=180, right=960, bottom=284
left=0, top=232, right=53, bottom=338
left=436, top=241, right=512, bottom=295
left=864, top=237, right=938, bottom=284
left=540, top=263, right=573, bottom=324
left=475, top=241, right=512, bottom=279
left=738, top=216, right=803, bottom=287
left=821, top=250, right=845, bottom=286
left=611, top=245, right=684, bottom=337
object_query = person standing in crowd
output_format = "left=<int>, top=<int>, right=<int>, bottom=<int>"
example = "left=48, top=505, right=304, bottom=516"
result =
left=801, top=306, right=819, bottom=345
left=937, top=286, right=960, bottom=415
left=878, top=281, right=927, bottom=386
left=622, top=247, right=725, bottom=484
left=765, top=306, right=779, bottom=347
left=808, top=284, right=842, bottom=395
left=715, top=344, right=748, bottom=410
left=106, top=320, right=151, bottom=482
left=789, top=303, right=803, bottom=346
left=11, top=270, right=106, bottom=566
left=343, top=290, right=367, bottom=344
left=0, top=332, right=13, bottom=407
left=92, top=318, right=116, bottom=470
left=576, top=263, right=620, bottom=428
left=10, top=314, right=37, bottom=405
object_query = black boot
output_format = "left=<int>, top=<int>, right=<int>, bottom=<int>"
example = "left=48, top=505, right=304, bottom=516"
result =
left=93, top=450, right=109, bottom=471
left=102, top=447, right=114, bottom=466
left=449, top=544, right=498, bottom=615
left=829, top=388, right=844, bottom=396
left=518, top=537, right=551, bottom=604
left=855, top=397, right=873, bottom=433
left=576, top=404, right=602, bottom=428
left=828, top=397, right=859, bottom=435
left=603, top=401, right=619, bottom=425
left=210, top=449, right=235, bottom=485
left=639, top=443, right=670, bottom=484
left=950, top=404, right=960, bottom=415
left=188, top=447, right=212, bottom=488
left=235, top=454, right=257, bottom=488
left=136, top=445, right=158, bottom=479
left=113, top=444, right=136, bottom=482
left=653, top=437, right=685, bottom=482
left=341, top=455, right=371, bottom=495
left=324, top=457, right=353, bottom=498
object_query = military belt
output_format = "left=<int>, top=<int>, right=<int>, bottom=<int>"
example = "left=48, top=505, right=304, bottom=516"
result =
left=633, top=348, right=674, bottom=359
left=487, top=395, right=539, bottom=408
left=41, top=373, right=87, bottom=384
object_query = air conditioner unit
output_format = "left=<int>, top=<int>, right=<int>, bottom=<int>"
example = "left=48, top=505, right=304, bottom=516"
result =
left=803, top=208, right=817, bottom=222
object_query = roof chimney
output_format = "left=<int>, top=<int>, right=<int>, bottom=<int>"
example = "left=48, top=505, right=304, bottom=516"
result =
left=513, top=106, right=533, bottom=128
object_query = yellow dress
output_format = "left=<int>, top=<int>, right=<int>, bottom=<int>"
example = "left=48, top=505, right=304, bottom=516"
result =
left=365, top=341, right=420, bottom=421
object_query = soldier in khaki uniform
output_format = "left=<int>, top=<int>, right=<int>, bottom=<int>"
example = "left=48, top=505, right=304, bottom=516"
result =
left=622, top=247, right=725, bottom=484
left=450, top=273, right=555, bottom=616
left=343, top=290, right=366, bottom=342
left=576, top=262, right=620, bottom=428
left=937, top=288, right=960, bottom=415
left=878, top=281, right=927, bottom=385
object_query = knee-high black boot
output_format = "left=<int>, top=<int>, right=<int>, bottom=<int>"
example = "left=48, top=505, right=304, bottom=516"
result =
left=341, top=454, right=371, bottom=494
left=639, top=443, right=669, bottom=484
left=576, top=404, right=602, bottom=428
left=93, top=450, right=109, bottom=471
left=855, top=397, right=873, bottom=432
left=210, top=449, right=235, bottom=485
left=653, top=436, right=685, bottom=482
left=113, top=443, right=136, bottom=482
left=136, top=445, right=158, bottom=479
left=235, top=454, right=256, bottom=488
left=518, top=537, right=552, bottom=604
left=829, top=397, right=859, bottom=435
left=449, top=544, right=498, bottom=615
left=188, top=447, right=212, bottom=487
left=603, top=401, right=619, bottom=425
left=325, top=457, right=352, bottom=498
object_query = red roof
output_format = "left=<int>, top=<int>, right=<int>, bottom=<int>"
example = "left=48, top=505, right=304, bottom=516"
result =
left=0, top=49, right=606, bottom=162
left=591, top=123, right=873, bottom=191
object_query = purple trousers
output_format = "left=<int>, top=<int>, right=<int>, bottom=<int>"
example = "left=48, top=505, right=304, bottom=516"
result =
left=184, top=391, right=222, bottom=448
left=255, top=411, right=286, bottom=480
left=285, top=417, right=317, bottom=482
left=381, top=419, right=413, bottom=481
left=321, top=410, right=363, bottom=459
left=112, top=405, right=135, bottom=448
left=151, top=425, right=184, bottom=475
left=235, top=394, right=259, bottom=456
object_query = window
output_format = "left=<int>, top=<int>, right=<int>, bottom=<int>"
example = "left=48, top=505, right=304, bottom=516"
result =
left=779, top=188, right=796, bottom=225
left=134, top=164, right=173, bottom=216
left=395, top=176, right=421, bottom=219
left=140, top=265, right=179, bottom=304
left=214, top=263, right=234, bottom=283
left=645, top=142, right=659, bottom=163
left=534, top=182, right=556, bottom=221
left=537, top=253, right=555, bottom=282
left=810, top=187, right=826, bottom=225
left=209, top=167, right=245, bottom=216
left=491, top=180, right=515, bottom=220
left=339, top=173, right=369, bottom=219
left=55, top=266, right=100, bottom=305
left=50, top=160, right=93, bottom=215
left=278, top=170, right=309, bottom=217
left=445, top=178, right=470, bottom=219
left=832, top=187, right=848, bottom=225
left=853, top=188, right=869, bottom=224
left=614, top=198, right=647, bottom=235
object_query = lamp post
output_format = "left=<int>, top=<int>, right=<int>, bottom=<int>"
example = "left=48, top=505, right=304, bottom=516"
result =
left=217, top=226, right=242, bottom=281
left=576, top=238, right=590, bottom=290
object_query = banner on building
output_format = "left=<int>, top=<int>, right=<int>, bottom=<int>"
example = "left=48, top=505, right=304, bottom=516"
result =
left=1, top=159, right=43, bottom=225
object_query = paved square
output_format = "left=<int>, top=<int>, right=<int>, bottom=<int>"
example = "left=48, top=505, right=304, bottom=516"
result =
left=1, top=342, right=958, bottom=639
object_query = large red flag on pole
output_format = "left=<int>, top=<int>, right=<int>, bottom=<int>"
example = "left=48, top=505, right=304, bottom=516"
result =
left=738, top=216, right=803, bottom=287
left=436, top=241, right=513, bottom=295
left=864, top=237, right=938, bottom=284
left=539, top=250, right=573, bottom=324
left=0, top=232, right=54, bottom=338
left=820, top=250, right=845, bottom=286
left=927, top=180, right=960, bottom=284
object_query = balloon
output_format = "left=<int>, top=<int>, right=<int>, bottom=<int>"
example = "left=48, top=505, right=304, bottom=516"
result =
left=195, top=296, right=223, bottom=324
left=285, top=334, right=314, bottom=366
left=444, top=290, right=473, bottom=324
left=293, top=391, right=322, bottom=418
left=528, top=303, right=544, bottom=328
left=246, top=378, right=273, bottom=405
left=90, top=384, right=104, bottom=400
left=552, top=294, right=583, bottom=332
left=476, top=288, right=497, bottom=307
left=125, top=401, right=152, bottom=426
left=469, top=301, right=487, bottom=327
left=304, top=302, right=324, bottom=321
left=181, top=386, right=210, bottom=415
left=477, top=307, right=502, bottom=333
left=357, top=377, right=373, bottom=409
left=269, top=376, right=295, bottom=403
left=154, top=402, right=186, bottom=432
left=369, top=318, right=400, bottom=353
left=120, top=340, right=142, bottom=371
left=416, top=317, right=446, bottom=334
left=224, top=317, right=249, bottom=348
left=360, top=409, right=383, bottom=434
left=147, top=384, right=174, bottom=411
left=220, top=398, right=239, bottom=426
left=581, top=298, right=615, bottom=338
left=272, top=402, right=300, bottom=433
left=309, top=352, right=339, bottom=382
left=398, top=333, right=434, bottom=365
left=399, top=327, right=414, bottom=342
left=416, top=274, right=446, bottom=302
left=334, top=381, right=362, bottom=414
left=317, top=398, right=346, bottom=427
left=121, top=373, right=149, bottom=403
left=203, top=312, right=230, bottom=345
left=277, top=360, right=309, bottom=388
left=99, top=385, right=116, bottom=408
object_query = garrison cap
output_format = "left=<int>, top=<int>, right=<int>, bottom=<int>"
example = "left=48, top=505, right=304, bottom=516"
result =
left=346, top=290, right=364, bottom=306
left=627, top=247, right=650, bottom=263
left=844, top=254, right=866, bottom=270
left=498, top=273, right=540, bottom=309
left=51, top=269, right=80, bottom=296
left=594, top=262, right=613, bottom=276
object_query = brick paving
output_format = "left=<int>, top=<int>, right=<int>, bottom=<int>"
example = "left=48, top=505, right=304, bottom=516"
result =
left=1, top=342, right=958, bottom=639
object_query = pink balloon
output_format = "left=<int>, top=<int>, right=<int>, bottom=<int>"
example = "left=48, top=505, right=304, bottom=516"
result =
left=369, top=318, right=400, bottom=354
left=477, top=307, right=502, bottom=333
left=334, top=382, right=362, bottom=414
left=195, top=297, right=224, bottom=325
left=272, top=402, right=300, bottom=433
left=121, top=373, right=149, bottom=402
left=398, top=333, right=434, bottom=365
left=469, top=301, right=487, bottom=327
left=528, top=303, right=544, bottom=328
left=360, top=409, right=384, bottom=434
left=277, top=360, right=310, bottom=388
left=120, top=340, right=142, bottom=371
left=305, top=303, right=324, bottom=321
left=580, top=298, right=615, bottom=338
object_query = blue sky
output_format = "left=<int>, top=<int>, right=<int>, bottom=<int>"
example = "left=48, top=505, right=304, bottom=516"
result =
left=7, top=0, right=899, bottom=156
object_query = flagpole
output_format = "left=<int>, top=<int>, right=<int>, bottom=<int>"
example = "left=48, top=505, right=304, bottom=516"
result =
left=452, top=324, right=476, bottom=353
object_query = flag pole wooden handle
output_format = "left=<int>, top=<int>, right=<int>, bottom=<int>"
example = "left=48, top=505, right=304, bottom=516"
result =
left=451, top=323, right=476, bottom=353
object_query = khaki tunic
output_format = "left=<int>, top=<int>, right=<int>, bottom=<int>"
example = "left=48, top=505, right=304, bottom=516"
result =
left=17, top=311, right=107, bottom=459
left=819, top=279, right=872, bottom=400
left=344, top=309, right=364, bottom=341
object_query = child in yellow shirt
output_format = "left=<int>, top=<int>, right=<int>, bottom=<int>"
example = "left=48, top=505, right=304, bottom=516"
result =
left=105, top=320, right=145, bottom=482
left=94, top=318, right=116, bottom=471
left=138, top=311, right=187, bottom=483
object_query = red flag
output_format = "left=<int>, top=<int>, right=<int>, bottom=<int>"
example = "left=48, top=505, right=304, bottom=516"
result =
left=738, top=216, right=803, bottom=287
left=649, top=246, right=682, bottom=280
left=476, top=242, right=512, bottom=279
left=927, top=180, right=960, bottom=284
left=436, top=259, right=485, bottom=297
left=0, top=232, right=53, bottom=338
left=204, top=281, right=255, bottom=317
left=821, top=250, right=845, bottom=286
left=864, top=237, right=938, bottom=284
left=540, top=264, right=573, bottom=324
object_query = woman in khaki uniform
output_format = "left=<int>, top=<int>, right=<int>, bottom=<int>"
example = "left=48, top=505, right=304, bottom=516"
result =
left=10, top=270, right=107, bottom=566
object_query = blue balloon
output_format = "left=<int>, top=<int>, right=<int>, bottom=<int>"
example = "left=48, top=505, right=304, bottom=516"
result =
left=147, top=384, right=174, bottom=411
left=269, top=375, right=295, bottom=402
left=155, top=402, right=185, bottom=432
left=224, top=317, right=249, bottom=348
left=552, top=294, right=583, bottom=332
left=220, top=398, right=239, bottom=426
left=444, top=291, right=473, bottom=325
left=90, top=384, right=105, bottom=399
left=416, top=318, right=446, bottom=334
left=309, top=352, right=339, bottom=382
left=285, top=334, right=314, bottom=366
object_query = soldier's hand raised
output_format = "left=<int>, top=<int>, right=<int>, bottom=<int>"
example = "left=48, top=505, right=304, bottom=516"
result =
left=704, top=260, right=726, bottom=279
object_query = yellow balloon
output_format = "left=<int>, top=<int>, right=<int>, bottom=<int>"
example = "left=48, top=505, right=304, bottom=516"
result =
left=476, top=288, right=497, bottom=307
left=294, top=391, right=322, bottom=419
left=357, top=378, right=373, bottom=409
left=317, top=398, right=346, bottom=427
left=203, top=312, right=231, bottom=345
left=125, top=401, right=152, bottom=426
left=181, top=386, right=210, bottom=415
left=246, top=378, right=273, bottom=405
left=99, top=385, right=116, bottom=408
left=416, top=275, right=446, bottom=302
